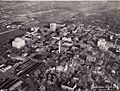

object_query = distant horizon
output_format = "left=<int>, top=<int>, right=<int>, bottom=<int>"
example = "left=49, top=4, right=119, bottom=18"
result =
left=1, top=0, right=109, bottom=1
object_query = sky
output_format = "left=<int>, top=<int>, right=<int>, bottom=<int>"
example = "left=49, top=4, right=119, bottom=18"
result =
left=1, top=0, right=110, bottom=1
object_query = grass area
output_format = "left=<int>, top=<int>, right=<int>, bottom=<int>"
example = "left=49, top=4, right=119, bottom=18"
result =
left=0, top=29, right=26, bottom=44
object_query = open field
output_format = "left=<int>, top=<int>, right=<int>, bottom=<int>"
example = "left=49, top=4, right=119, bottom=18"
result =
left=0, top=1, right=120, bottom=23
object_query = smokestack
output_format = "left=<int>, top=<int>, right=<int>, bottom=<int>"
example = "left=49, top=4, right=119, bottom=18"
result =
left=59, top=40, right=61, bottom=53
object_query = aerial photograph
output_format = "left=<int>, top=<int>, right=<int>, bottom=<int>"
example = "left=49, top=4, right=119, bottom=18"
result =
left=0, top=0, right=120, bottom=91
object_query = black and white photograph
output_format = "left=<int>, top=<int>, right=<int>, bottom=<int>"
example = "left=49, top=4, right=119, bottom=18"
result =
left=0, top=0, right=120, bottom=91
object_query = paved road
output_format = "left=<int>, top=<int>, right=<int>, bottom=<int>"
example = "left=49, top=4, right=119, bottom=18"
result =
left=0, top=29, right=15, bottom=35
left=18, top=9, right=57, bottom=17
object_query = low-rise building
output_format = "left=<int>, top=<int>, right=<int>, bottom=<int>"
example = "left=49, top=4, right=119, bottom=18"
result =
left=86, top=56, right=96, bottom=62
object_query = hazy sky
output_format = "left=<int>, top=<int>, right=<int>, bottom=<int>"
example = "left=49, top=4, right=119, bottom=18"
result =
left=1, top=0, right=109, bottom=1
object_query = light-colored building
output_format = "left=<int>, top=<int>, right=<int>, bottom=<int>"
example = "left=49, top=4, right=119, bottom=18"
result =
left=0, top=65, right=12, bottom=72
left=97, top=39, right=106, bottom=47
left=97, top=38, right=108, bottom=51
left=61, top=84, right=77, bottom=91
left=50, top=23, right=57, bottom=31
left=12, top=38, right=25, bottom=49
left=98, top=38, right=115, bottom=51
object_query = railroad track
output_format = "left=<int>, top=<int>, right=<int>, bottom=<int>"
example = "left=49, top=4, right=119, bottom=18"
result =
left=0, top=60, right=42, bottom=90
left=0, top=78, right=18, bottom=89
left=17, top=62, right=41, bottom=77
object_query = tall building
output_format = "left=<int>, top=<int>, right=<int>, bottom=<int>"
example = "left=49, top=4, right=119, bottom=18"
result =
left=50, top=23, right=57, bottom=31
